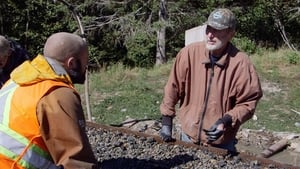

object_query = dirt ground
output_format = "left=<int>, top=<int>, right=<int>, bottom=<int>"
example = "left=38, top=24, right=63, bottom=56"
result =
left=236, top=128, right=300, bottom=167
left=120, top=118, right=300, bottom=167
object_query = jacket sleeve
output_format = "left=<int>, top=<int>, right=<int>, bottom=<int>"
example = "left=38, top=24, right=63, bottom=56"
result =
left=160, top=50, right=188, bottom=117
left=227, top=57, right=263, bottom=127
left=37, top=87, right=97, bottom=169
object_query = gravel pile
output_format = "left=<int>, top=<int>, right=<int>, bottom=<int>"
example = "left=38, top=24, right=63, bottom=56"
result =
left=86, top=126, right=285, bottom=169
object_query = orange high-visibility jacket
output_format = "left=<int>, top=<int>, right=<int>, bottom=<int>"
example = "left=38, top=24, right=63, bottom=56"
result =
left=0, top=80, right=71, bottom=169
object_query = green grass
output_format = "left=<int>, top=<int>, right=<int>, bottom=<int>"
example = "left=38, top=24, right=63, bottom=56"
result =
left=243, top=48, right=300, bottom=133
left=77, top=63, right=171, bottom=125
left=77, top=48, right=300, bottom=134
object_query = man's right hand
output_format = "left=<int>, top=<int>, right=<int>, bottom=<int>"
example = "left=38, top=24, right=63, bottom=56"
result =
left=160, top=125, right=173, bottom=142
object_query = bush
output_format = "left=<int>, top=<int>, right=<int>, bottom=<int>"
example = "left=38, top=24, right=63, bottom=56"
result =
left=232, top=36, right=257, bottom=54
left=286, top=51, right=300, bottom=65
left=125, top=31, right=156, bottom=68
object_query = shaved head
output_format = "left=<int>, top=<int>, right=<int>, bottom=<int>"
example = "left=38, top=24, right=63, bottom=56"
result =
left=43, top=32, right=87, bottom=62
left=43, top=32, right=89, bottom=84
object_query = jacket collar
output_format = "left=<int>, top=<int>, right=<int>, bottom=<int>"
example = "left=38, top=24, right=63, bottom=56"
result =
left=10, top=54, right=73, bottom=86
left=44, top=56, right=68, bottom=76
left=202, top=42, right=235, bottom=68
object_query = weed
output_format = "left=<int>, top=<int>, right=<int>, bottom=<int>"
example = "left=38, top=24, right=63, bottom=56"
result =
left=286, top=51, right=300, bottom=65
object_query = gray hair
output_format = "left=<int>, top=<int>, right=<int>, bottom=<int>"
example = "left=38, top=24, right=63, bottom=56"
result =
left=0, top=35, right=11, bottom=56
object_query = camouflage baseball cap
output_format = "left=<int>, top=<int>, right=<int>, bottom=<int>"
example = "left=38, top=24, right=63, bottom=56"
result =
left=206, top=8, right=237, bottom=30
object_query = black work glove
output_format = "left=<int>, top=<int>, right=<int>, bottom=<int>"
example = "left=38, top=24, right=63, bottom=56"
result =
left=203, top=114, right=232, bottom=142
left=160, top=125, right=173, bottom=142
left=160, top=115, right=174, bottom=142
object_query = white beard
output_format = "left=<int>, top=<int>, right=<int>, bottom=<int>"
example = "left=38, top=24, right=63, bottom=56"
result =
left=205, top=40, right=224, bottom=51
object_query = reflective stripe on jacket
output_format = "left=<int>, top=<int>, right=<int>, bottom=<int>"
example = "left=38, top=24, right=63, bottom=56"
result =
left=0, top=80, right=71, bottom=169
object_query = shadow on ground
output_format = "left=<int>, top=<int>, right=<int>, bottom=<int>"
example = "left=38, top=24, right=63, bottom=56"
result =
left=99, top=154, right=195, bottom=169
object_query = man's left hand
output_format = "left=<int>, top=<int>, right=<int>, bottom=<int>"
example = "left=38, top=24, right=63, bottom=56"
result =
left=203, top=114, right=232, bottom=142
left=203, top=119, right=224, bottom=142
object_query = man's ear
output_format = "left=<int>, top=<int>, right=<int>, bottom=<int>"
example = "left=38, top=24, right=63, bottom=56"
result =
left=65, top=57, right=76, bottom=70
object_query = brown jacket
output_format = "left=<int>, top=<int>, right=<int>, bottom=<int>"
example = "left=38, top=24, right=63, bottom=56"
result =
left=37, top=87, right=97, bottom=169
left=160, top=41, right=263, bottom=144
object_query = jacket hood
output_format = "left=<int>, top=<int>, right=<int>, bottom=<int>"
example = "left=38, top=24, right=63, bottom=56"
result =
left=10, top=54, right=73, bottom=86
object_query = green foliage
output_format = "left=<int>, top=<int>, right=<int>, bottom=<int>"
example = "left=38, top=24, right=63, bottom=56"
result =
left=1, top=0, right=300, bottom=67
left=234, top=1, right=280, bottom=48
left=286, top=51, right=300, bottom=65
left=0, top=0, right=75, bottom=56
left=232, top=35, right=257, bottom=54
left=124, top=26, right=156, bottom=67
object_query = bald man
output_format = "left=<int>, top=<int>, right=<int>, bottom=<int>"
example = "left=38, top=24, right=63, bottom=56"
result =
left=0, top=32, right=99, bottom=169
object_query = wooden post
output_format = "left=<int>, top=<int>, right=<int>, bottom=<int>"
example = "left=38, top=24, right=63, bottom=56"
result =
left=259, top=139, right=289, bottom=158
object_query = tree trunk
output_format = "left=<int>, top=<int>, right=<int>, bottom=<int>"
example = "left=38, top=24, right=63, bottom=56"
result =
left=275, top=18, right=297, bottom=51
left=156, top=0, right=167, bottom=65
left=272, top=2, right=297, bottom=51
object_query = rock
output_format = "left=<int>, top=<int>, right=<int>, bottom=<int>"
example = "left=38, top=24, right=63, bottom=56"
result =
left=290, top=142, right=300, bottom=153
left=295, top=122, right=300, bottom=127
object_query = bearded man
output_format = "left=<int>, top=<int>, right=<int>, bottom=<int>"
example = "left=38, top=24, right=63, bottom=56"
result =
left=159, top=8, right=263, bottom=153
left=0, top=32, right=99, bottom=169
